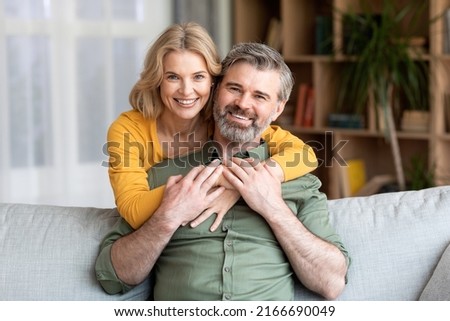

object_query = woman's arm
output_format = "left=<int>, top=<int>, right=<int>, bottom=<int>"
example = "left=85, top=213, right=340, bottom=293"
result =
left=107, top=113, right=165, bottom=229
left=262, top=125, right=318, bottom=182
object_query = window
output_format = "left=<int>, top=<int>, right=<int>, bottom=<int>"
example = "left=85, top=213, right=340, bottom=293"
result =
left=0, top=0, right=171, bottom=206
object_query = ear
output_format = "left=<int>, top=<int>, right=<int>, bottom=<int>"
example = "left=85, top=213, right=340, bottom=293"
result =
left=271, top=100, right=287, bottom=122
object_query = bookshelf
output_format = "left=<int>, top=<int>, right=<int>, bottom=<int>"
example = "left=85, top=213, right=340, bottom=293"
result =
left=233, top=0, right=450, bottom=199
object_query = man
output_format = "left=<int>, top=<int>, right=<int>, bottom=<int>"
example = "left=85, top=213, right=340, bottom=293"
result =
left=95, top=43, right=349, bottom=300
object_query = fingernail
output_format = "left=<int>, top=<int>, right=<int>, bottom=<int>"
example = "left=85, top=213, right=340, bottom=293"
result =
left=211, top=159, right=221, bottom=166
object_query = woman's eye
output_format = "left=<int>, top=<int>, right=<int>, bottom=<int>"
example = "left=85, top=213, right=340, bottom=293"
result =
left=167, top=74, right=178, bottom=80
left=194, top=74, right=206, bottom=80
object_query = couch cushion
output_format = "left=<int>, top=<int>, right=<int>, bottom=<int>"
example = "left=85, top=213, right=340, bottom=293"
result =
left=331, top=186, right=450, bottom=300
left=0, top=203, right=150, bottom=300
left=419, top=243, right=450, bottom=301
left=294, top=186, right=450, bottom=300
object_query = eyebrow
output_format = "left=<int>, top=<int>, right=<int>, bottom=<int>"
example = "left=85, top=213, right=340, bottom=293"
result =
left=225, top=81, right=272, bottom=100
left=164, top=70, right=208, bottom=75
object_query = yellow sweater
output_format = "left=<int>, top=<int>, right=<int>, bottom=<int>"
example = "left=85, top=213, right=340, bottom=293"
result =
left=108, top=110, right=318, bottom=229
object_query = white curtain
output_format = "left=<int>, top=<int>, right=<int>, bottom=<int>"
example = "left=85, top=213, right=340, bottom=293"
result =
left=0, top=0, right=172, bottom=207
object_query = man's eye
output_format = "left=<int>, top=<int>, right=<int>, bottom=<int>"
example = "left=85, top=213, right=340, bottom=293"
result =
left=229, top=87, right=240, bottom=93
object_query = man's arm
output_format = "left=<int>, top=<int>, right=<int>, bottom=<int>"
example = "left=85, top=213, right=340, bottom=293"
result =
left=222, top=157, right=348, bottom=300
left=111, top=163, right=225, bottom=286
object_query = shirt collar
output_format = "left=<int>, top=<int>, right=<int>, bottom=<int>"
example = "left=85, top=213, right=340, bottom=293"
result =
left=203, top=139, right=269, bottom=164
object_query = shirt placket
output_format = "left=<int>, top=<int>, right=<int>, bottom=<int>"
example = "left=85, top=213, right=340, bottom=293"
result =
left=221, top=207, right=235, bottom=300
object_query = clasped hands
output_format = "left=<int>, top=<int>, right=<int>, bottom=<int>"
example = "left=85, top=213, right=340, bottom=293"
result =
left=160, top=157, right=283, bottom=231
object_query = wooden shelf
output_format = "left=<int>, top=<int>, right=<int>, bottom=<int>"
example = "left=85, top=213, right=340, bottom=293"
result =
left=234, top=0, right=450, bottom=198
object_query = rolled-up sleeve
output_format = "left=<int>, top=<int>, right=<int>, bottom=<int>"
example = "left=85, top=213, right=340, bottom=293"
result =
left=282, top=174, right=351, bottom=269
left=95, top=218, right=136, bottom=294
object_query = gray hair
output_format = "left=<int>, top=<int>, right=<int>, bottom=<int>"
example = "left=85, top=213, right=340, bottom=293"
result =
left=219, top=42, right=294, bottom=102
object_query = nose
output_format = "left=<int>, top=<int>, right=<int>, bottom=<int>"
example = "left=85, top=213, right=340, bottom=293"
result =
left=179, top=79, right=193, bottom=95
left=235, top=92, right=252, bottom=110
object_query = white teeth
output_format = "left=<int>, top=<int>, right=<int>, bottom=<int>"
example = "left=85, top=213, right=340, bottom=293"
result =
left=232, top=113, right=250, bottom=120
left=176, top=99, right=197, bottom=105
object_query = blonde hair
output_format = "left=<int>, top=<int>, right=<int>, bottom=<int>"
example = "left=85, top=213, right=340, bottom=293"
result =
left=129, top=22, right=221, bottom=119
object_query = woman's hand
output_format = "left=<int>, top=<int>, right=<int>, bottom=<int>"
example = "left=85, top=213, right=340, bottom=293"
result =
left=189, top=168, right=241, bottom=231
left=190, top=188, right=240, bottom=232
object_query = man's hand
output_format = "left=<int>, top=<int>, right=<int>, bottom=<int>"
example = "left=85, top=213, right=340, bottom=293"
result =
left=157, top=159, right=226, bottom=228
left=221, top=157, right=285, bottom=218
left=189, top=157, right=286, bottom=231
left=222, top=156, right=347, bottom=299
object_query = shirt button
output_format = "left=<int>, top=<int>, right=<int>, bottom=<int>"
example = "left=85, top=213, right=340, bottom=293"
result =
left=224, top=267, right=231, bottom=273
left=224, top=294, right=231, bottom=300
left=223, top=225, right=229, bottom=231
left=226, top=240, right=232, bottom=246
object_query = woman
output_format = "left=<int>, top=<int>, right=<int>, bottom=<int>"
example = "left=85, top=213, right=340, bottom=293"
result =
left=107, top=22, right=317, bottom=230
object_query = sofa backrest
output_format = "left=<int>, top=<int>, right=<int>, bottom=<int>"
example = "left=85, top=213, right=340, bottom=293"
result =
left=294, top=186, right=450, bottom=300
left=2, top=186, right=449, bottom=300
left=0, top=203, right=150, bottom=300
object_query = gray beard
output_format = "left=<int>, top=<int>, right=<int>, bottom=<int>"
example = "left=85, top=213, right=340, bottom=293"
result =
left=213, top=104, right=273, bottom=144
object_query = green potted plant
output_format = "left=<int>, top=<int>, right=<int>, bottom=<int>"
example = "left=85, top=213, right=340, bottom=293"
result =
left=336, top=0, right=430, bottom=190
left=405, top=154, right=435, bottom=190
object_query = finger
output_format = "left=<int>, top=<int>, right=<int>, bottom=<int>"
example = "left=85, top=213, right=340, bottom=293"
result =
left=183, top=165, right=206, bottom=182
left=222, top=166, right=244, bottom=189
left=207, top=158, right=222, bottom=168
left=246, top=157, right=264, bottom=170
left=204, top=186, right=225, bottom=204
left=181, top=162, right=219, bottom=189
left=231, top=157, right=260, bottom=174
left=192, top=159, right=220, bottom=183
left=189, top=210, right=215, bottom=228
left=198, top=165, right=224, bottom=192
left=263, top=162, right=281, bottom=180
left=223, top=158, right=250, bottom=180
left=209, top=210, right=226, bottom=232
left=165, top=174, right=183, bottom=188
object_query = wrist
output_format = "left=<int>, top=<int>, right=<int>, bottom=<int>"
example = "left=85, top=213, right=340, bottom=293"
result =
left=149, top=207, right=180, bottom=234
left=259, top=199, right=291, bottom=222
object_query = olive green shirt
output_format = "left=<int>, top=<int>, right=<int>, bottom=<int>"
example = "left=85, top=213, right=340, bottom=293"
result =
left=95, top=141, right=349, bottom=300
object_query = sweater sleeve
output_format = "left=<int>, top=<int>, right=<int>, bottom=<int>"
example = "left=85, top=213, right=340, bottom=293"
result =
left=107, top=112, right=165, bottom=229
left=262, top=125, right=318, bottom=182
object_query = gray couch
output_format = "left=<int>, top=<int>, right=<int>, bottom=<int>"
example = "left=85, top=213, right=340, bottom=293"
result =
left=1, top=186, right=450, bottom=300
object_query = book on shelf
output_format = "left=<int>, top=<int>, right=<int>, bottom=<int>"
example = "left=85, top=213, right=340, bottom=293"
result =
left=339, top=158, right=366, bottom=197
left=294, top=83, right=310, bottom=126
left=445, top=7, right=450, bottom=54
left=265, top=17, right=282, bottom=52
left=275, top=102, right=295, bottom=126
left=302, top=87, right=315, bottom=127
left=328, top=113, right=365, bottom=129
left=445, top=93, right=450, bottom=132
left=315, top=15, right=333, bottom=55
